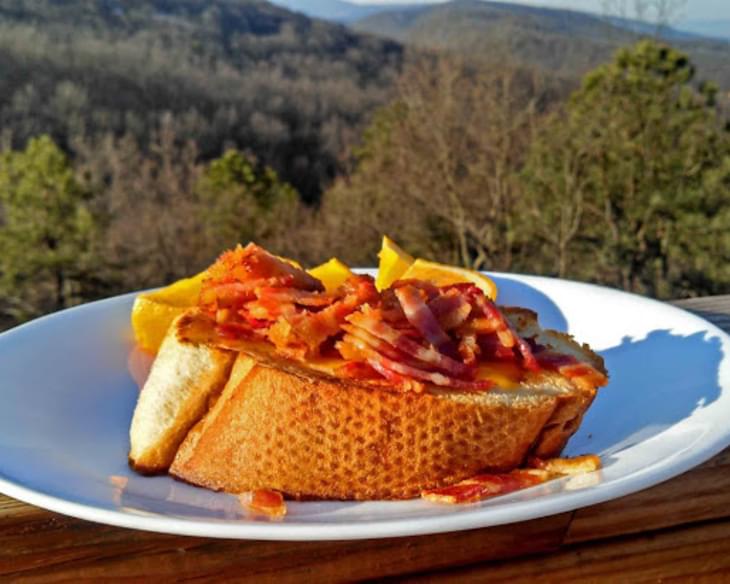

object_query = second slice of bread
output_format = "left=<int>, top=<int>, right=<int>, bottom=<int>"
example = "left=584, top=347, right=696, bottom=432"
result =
left=128, top=319, right=235, bottom=473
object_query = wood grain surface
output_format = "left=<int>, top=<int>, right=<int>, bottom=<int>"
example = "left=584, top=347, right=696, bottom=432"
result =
left=1, top=295, right=729, bottom=582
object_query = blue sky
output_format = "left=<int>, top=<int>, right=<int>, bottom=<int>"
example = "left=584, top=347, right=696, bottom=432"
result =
left=349, top=0, right=730, bottom=22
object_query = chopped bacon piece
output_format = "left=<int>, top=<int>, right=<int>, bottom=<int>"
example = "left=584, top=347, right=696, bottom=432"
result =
left=466, top=317, right=501, bottom=334
left=217, top=322, right=259, bottom=340
left=200, top=243, right=323, bottom=315
left=253, top=287, right=338, bottom=307
left=378, top=288, right=406, bottom=323
left=239, top=489, right=287, bottom=517
left=335, top=361, right=382, bottom=380
left=559, top=363, right=608, bottom=390
left=266, top=318, right=308, bottom=360
left=239, top=311, right=270, bottom=330
left=474, top=296, right=539, bottom=371
left=474, top=296, right=515, bottom=348
left=479, top=334, right=518, bottom=361
left=200, top=281, right=260, bottom=310
left=560, top=363, right=603, bottom=380
left=457, top=333, right=480, bottom=366
left=528, top=454, right=602, bottom=475
left=245, top=295, right=290, bottom=320
left=347, top=308, right=471, bottom=377
left=209, top=243, right=322, bottom=292
left=395, top=285, right=454, bottom=354
left=534, top=351, right=608, bottom=389
left=515, top=335, right=540, bottom=372
left=266, top=275, right=378, bottom=359
left=392, top=278, right=441, bottom=299
left=534, top=350, right=577, bottom=369
left=428, top=291, right=472, bottom=330
left=338, top=330, right=491, bottom=391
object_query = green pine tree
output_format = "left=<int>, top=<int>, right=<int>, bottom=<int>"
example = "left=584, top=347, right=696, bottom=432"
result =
left=196, top=149, right=300, bottom=253
left=521, top=40, right=730, bottom=298
left=0, top=135, right=97, bottom=320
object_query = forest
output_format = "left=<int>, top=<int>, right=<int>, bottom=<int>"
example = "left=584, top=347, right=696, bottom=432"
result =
left=0, top=0, right=729, bottom=329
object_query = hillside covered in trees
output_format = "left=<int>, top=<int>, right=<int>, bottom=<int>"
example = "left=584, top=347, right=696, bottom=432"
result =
left=0, top=0, right=402, bottom=200
left=0, top=1, right=728, bottom=329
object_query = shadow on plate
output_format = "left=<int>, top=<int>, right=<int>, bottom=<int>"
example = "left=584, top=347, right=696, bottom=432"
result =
left=569, top=328, right=724, bottom=456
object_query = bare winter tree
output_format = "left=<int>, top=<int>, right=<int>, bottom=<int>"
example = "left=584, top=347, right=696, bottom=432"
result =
left=319, top=56, right=553, bottom=271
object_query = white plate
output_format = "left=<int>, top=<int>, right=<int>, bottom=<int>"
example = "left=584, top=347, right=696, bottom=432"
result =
left=1, top=273, right=729, bottom=541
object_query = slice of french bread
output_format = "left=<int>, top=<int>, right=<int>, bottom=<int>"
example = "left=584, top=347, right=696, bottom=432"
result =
left=169, top=350, right=562, bottom=500
left=129, top=307, right=606, bottom=498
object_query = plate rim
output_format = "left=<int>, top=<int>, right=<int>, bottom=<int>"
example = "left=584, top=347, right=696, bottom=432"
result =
left=1, top=274, right=729, bottom=541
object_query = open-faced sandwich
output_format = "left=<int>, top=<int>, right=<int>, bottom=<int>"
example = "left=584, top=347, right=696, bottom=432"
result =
left=128, top=237, right=608, bottom=515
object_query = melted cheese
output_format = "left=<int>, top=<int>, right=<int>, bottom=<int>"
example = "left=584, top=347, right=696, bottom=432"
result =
left=475, top=362, right=524, bottom=389
left=306, top=356, right=347, bottom=376
left=177, top=313, right=527, bottom=388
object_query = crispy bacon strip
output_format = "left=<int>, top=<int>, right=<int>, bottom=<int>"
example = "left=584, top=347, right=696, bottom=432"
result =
left=421, top=470, right=549, bottom=504
left=200, top=281, right=262, bottom=310
left=479, top=334, right=519, bottom=361
left=514, top=336, right=540, bottom=371
left=422, top=454, right=601, bottom=504
left=341, top=327, right=433, bottom=370
left=238, top=489, right=287, bottom=517
left=368, top=351, right=492, bottom=391
left=395, top=285, right=454, bottom=353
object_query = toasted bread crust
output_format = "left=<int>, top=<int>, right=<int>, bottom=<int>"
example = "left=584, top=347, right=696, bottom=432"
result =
left=170, top=353, right=559, bottom=500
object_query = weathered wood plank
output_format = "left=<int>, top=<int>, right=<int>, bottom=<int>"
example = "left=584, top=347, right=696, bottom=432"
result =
left=672, top=295, right=730, bottom=332
left=566, top=447, right=730, bottom=544
left=0, top=511, right=571, bottom=582
left=403, top=518, right=730, bottom=583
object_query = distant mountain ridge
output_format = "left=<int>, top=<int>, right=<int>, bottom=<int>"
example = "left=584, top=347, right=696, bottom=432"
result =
left=350, top=0, right=730, bottom=88
left=271, top=0, right=725, bottom=41
left=268, top=0, right=414, bottom=23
